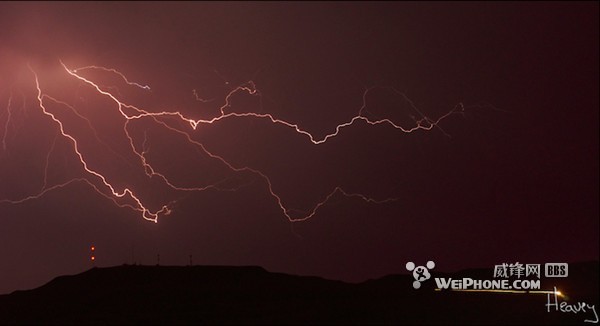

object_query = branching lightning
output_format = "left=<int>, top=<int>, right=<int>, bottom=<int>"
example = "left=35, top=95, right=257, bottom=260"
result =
left=41, top=130, right=58, bottom=192
left=0, top=60, right=464, bottom=223
left=72, top=65, right=152, bottom=91
left=2, top=90, right=13, bottom=151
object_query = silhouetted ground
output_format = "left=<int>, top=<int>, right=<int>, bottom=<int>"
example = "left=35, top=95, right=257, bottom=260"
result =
left=0, top=262, right=597, bottom=324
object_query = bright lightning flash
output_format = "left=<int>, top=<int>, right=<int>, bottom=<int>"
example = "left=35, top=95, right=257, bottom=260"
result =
left=0, top=60, right=465, bottom=223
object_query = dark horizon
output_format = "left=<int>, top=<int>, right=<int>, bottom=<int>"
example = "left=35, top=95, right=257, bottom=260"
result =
left=1, top=262, right=598, bottom=324
left=10, top=258, right=600, bottom=292
left=0, top=1, right=598, bottom=297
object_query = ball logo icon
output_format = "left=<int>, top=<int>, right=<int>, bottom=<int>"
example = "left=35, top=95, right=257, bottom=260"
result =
left=406, top=261, right=435, bottom=289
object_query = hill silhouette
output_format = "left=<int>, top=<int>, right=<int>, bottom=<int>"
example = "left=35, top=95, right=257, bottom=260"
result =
left=0, top=262, right=597, bottom=324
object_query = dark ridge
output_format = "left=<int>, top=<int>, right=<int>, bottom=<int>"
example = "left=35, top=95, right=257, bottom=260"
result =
left=0, top=262, right=597, bottom=324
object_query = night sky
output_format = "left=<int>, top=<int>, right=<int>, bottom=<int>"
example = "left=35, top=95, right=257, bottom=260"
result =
left=0, top=2, right=598, bottom=295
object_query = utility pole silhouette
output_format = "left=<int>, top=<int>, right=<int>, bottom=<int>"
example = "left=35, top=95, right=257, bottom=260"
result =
left=156, top=254, right=160, bottom=266
left=189, top=254, right=193, bottom=266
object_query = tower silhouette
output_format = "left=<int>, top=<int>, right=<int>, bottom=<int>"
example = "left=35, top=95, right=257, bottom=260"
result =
left=90, top=246, right=96, bottom=267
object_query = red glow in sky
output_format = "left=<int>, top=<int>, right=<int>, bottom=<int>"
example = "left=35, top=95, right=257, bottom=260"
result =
left=0, top=2, right=597, bottom=295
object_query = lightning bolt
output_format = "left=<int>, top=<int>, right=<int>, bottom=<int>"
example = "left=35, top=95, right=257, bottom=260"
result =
left=40, top=130, right=58, bottom=191
left=72, top=65, right=152, bottom=91
left=0, top=60, right=463, bottom=223
left=2, top=90, right=13, bottom=151
left=192, top=89, right=215, bottom=103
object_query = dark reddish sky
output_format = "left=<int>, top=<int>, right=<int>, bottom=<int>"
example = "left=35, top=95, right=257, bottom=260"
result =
left=0, top=2, right=598, bottom=294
